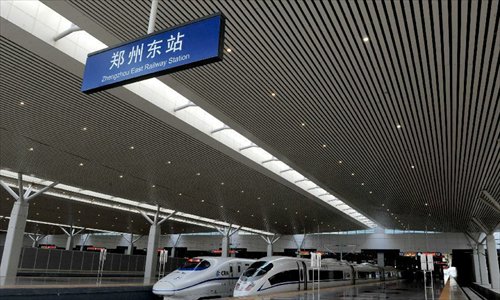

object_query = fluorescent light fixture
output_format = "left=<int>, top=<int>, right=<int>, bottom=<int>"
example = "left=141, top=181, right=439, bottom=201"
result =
left=1, top=0, right=376, bottom=228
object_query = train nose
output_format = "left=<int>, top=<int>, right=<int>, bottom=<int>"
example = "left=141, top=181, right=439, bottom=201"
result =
left=152, top=280, right=176, bottom=296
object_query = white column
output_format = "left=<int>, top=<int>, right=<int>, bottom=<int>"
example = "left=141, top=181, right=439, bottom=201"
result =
left=377, top=252, right=385, bottom=267
left=144, top=223, right=160, bottom=279
left=127, top=233, right=134, bottom=255
left=473, top=248, right=481, bottom=283
left=0, top=175, right=57, bottom=285
left=141, top=208, right=175, bottom=281
left=478, top=244, right=490, bottom=286
left=486, top=233, right=499, bottom=289
left=221, top=235, right=229, bottom=258
left=0, top=200, right=29, bottom=281
left=267, top=243, right=273, bottom=257
left=66, top=234, right=73, bottom=251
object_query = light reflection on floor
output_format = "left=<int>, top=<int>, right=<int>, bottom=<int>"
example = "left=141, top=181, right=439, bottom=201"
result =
left=223, top=280, right=444, bottom=300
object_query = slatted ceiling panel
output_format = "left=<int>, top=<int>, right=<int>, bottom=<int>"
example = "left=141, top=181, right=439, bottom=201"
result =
left=61, top=0, right=500, bottom=232
left=0, top=190, right=214, bottom=235
left=0, top=36, right=361, bottom=234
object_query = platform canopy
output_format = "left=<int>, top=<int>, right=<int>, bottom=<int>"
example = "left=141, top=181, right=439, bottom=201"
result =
left=0, top=0, right=498, bottom=234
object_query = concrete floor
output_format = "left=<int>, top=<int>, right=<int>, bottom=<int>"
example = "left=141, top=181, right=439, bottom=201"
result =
left=223, top=280, right=445, bottom=300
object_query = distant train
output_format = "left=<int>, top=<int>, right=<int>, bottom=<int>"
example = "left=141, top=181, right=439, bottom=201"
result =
left=233, top=256, right=401, bottom=297
left=153, top=257, right=255, bottom=300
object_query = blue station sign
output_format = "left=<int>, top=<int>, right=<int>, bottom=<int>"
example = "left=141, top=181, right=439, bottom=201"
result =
left=81, top=13, right=225, bottom=93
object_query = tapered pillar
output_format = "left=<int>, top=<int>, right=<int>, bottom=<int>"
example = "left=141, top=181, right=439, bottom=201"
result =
left=141, top=207, right=175, bottom=281
left=0, top=174, right=58, bottom=285
left=486, top=233, right=500, bottom=289
left=478, top=244, right=489, bottom=286
left=66, top=235, right=73, bottom=251
left=215, top=225, right=240, bottom=258
left=377, top=252, right=385, bottom=267
left=472, top=248, right=481, bottom=283
left=261, top=234, right=280, bottom=257
left=127, top=233, right=134, bottom=255
left=144, top=223, right=160, bottom=279
left=221, top=235, right=229, bottom=258
left=0, top=201, right=29, bottom=281
left=60, top=226, right=85, bottom=251
left=170, top=234, right=181, bottom=258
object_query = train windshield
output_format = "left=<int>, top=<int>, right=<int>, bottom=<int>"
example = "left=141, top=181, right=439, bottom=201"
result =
left=178, top=258, right=211, bottom=271
left=240, top=261, right=274, bottom=281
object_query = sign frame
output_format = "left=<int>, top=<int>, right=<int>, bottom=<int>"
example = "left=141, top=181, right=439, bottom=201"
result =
left=82, top=12, right=225, bottom=94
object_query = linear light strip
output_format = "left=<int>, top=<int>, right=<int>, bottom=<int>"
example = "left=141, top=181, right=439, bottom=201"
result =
left=0, top=170, right=273, bottom=236
left=0, top=215, right=120, bottom=234
left=0, top=0, right=376, bottom=228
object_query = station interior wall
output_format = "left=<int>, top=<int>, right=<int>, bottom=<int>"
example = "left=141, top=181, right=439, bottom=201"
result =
left=0, top=230, right=471, bottom=254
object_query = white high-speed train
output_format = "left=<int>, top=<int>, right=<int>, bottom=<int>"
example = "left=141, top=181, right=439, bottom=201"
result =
left=233, top=256, right=401, bottom=297
left=153, top=257, right=255, bottom=300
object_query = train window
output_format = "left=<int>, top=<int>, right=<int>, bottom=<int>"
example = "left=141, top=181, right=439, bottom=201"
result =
left=334, top=271, right=344, bottom=279
left=269, top=270, right=299, bottom=285
left=179, top=258, right=211, bottom=271
left=240, top=262, right=274, bottom=281
left=230, top=266, right=233, bottom=273
left=238, top=266, right=241, bottom=273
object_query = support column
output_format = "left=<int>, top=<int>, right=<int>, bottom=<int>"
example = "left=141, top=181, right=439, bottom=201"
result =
left=80, top=233, right=90, bottom=251
left=215, top=225, right=241, bottom=258
left=170, top=234, right=181, bottom=258
left=0, top=174, right=58, bottom=284
left=141, top=207, right=175, bottom=281
left=28, top=233, right=45, bottom=248
left=293, top=233, right=306, bottom=257
left=60, top=226, right=85, bottom=251
left=123, top=233, right=142, bottom=255
left=478, top=244, right=489, bottom=286
left=261, top=234, right=280, bottom=257
left=377, top=252, right=385, bottom=267
left=486, top=233, right=500, bottom=289
left=472, top=247, right=481, bottom=283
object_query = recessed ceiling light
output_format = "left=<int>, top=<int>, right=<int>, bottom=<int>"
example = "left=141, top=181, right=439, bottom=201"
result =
left=295, top=211, right=298, bottom=214
left=411, top=165, right=415, bottom=169
left=271, top=92, right=276, bottom=97
left=351, top=173, right=355, bottom=176
left=196, top=172, right=201, bottom=176
left=339, top=160, right=342, bottom=164
left=201, top=199, right=205, bottom=202
left=237, top=210, right=240, bottom=213
left=381, top=204, right=384, bottom=206
left=361, top=183, right=365, bottom=186
left=19, top=101, right=25, bottom=105
left=425, top=203, right=428, bottom=206
left=78, top=211, right=81, bottom=213
left=251, top=214, right=254, bottom=217
left=77, top=219, right=80, bottom=221
left=301, top=122, right=306, bottom=127
left=274, top=221, right=277, bottom=224
left=56, top=207, right=60, bottom=210
left=178, top=193, right=182, bottom=196
left=129, top=146, right=135, bottom=150
left=241, top=190, right=244, bottom=193
left=272, top=202, right=275, bottom=205
left=114, top=217, right=118, bottom=220
left=119, top=175, right=123, bottom=178
left=226, top=48, right=232, bottom=52
left=386, top=209, right=390, bottom=211
left=284, top=207, right=287, bottom=210
left=167, top=161, right=171, bottom=164
left=322, top=144, right=327, bottom=148
left=220, top=205, right=223, bottom=208
left=36, top=212, right=39, bottom=215
left=79, top=162, right=84, bottom=167
left=151, top=184, right=156, bottom=188
left=362, top=36, right=369, bottom=42
left=220, top=182, right=224, bottom=185
left=82, top=127, right=87, bottom=131
left=28, top=147, right=34, bottom=151
left=97, top=214, right=100, bottom=217
left=257, top=197, right=261, bottom=200
left=369, top=191, right=373, bottom=194
left=396, top=124, right=402, bottom=129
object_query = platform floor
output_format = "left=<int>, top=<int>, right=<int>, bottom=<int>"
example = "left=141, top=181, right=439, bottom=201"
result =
left=223, top=280, right=445, bottom=300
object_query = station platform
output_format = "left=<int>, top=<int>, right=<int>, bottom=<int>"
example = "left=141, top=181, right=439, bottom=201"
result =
left=0, top=277, right=156, bottom=300
left=221, top=279, right=455, bottom=300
